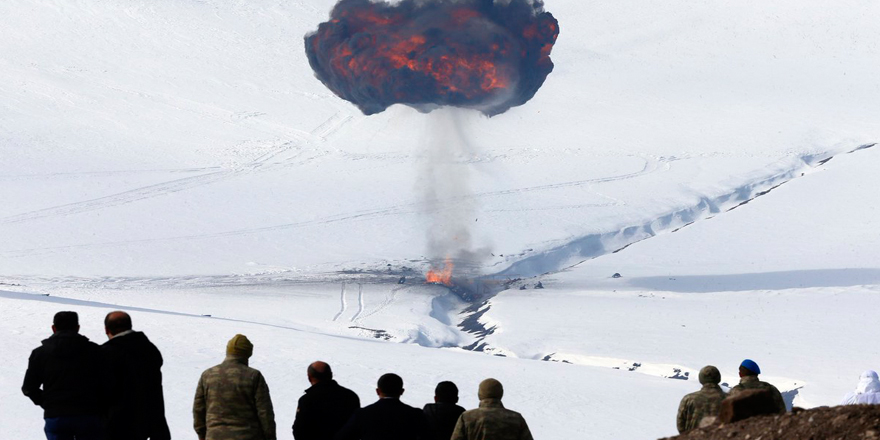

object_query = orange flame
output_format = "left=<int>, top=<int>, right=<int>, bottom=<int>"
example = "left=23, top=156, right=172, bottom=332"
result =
left=425, top=258, right=454, bottom=286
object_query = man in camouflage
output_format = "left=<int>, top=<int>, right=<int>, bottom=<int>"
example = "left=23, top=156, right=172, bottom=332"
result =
left=728, top=359, right=786, bottom=414
left=193, top=334, right=276, bottom=440
left=451, top=378, right=533, bottom=440
left=676, top=365, right=727, bottom=433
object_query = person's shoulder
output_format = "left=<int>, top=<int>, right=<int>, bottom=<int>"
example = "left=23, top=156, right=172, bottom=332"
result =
left=759, top=381, right=782, bottom=391
left=334, top=382, right=359, bottom=396
left=680, top=390, right=701, bottom=403
left=459, top=407, right=484, bottom=419
left=200, top=362, right=225, bottom=377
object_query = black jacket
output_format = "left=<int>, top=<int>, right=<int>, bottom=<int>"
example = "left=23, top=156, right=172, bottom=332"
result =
left=423, top=403, right=465, bottom=440
left=21, top=331, right=104, bottom=418
left=335, top=398, right=429, bottom=440
left=293, top=380, right=360, bottom=440
left=101, top=331, right=171, bottom=440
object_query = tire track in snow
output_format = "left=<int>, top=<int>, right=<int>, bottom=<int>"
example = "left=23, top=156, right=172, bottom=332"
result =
left=332, top=283, right=347, bottom=322
left=1, top=160, right=656, bottom=257
left=350, top=284, right=364, bottom=322
left=0, top=108, right=356, bottom=225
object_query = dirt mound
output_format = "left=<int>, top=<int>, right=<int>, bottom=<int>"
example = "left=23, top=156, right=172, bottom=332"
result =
left=661, top=405, right=880, bottom=440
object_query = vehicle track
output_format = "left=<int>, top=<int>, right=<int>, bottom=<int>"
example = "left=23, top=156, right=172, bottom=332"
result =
left=1, top=157, right=658, bottom=256
left=0, top=108, right=356, bottom=225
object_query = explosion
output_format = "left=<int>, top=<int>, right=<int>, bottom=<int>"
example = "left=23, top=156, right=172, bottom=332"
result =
left=305, top=0, right=559, bottom=116
left=425, top=258, right=454, bottom=286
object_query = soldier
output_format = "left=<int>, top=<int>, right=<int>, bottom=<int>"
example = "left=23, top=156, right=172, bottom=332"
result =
left=728, top=359, right=786, bottom=414
left=676, top=365, right=727, bottom=433
left=193, top=334, right=276, bottom=440
left=424, top=381, right=465, bottom=440
left=840, top=370, right=880, bottom=405
left=292, top=361, right=360, bottom=440
left=451, top=378, right=533, bottom=440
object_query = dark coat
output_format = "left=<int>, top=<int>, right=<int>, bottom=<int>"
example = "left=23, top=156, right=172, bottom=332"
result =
left=292, top=380, right=360, bottom=440
left=21, top=331, right=104, bottom=418
left=335, top=398, right=430, bottom=440
left=101, top=331, right=171, bottom=440
left=423, top=403, right=465, bottom=440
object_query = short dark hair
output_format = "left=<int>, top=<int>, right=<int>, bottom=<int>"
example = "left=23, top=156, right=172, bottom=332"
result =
left=104, top=311, right=133, bottom=336
left=307, top=362, right=333, bottom=382
left=377, top=373, right=404, bottom=397
left=435, top=381, right=459, bottom=403
left=739, top=365, right=758, bottom=377
left=53, top=311, right=79, bottom=332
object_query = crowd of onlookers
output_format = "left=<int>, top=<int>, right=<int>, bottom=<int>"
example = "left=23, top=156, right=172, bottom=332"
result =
left=22, top=311, right=532, bottom=440
left=21, top=311, right=880, bottom=440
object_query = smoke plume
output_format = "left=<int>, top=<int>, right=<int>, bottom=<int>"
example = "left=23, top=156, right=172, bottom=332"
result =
left=419, top=109, right=489, bottom=276
left=305, top=0, right=559, bottom=116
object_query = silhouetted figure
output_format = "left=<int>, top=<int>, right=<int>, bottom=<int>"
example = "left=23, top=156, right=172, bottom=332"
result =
left=841, top=370, right=880, bottom=405
left=676, top=365, right=726, bottom=433
left=335, top=373, right=429, bottom=440
left=728, top=359, right=786, bottom=414
left=101, top=311, right=171, bottom=440
left=424, top=381, right=465, bottom=440
left=719, top=388, right=779, bottom=424
left=193, top=334, right=276, bottom=440
left=22, top=311, right=106, bottom=440
left=293, top=361, right=360, bottom=440
left=451, top=378, right=533, bottom=440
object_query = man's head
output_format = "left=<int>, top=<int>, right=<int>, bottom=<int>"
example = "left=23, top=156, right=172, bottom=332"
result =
left=478, top=378, right=504, bottom=401
left=739, top=359, right=761, bottom=377
left=104, top=311, right=133, bottom=338
left=376, top=373, right=404, bottom=398
left=52, top=311, right=79, bottom=333
left=307, top=361, right=333, bottom=385
left=698, top=365, right=722, bottom=385
left=226, top=334, right=254, bottom=359
left=434, top=381, right=459, bottom=404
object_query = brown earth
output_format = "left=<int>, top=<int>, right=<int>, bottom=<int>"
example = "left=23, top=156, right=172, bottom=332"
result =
left=661, top=405, right=880, bottom=440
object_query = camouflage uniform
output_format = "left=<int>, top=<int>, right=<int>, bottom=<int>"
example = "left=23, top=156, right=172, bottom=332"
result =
left=193, top=356, right=276, bottom=440
left=451, top=399, right=533, bottom=440
left=729, top=375, right=786, bottom=414
left=676, top=384, right=726, bottom=433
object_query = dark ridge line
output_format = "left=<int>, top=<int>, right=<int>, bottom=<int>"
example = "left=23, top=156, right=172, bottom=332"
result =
left=849, top=143, right=876, bottom=153
left=460, top=141, right=878, bottom=354
left=726, top=181, right=789, bottom=212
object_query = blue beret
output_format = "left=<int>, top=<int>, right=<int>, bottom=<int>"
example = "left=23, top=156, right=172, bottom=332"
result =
left=740, top=359, right=761, bottom=375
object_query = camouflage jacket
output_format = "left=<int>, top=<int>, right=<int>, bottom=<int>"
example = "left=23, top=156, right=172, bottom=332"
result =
left=676, top=384, right=726, bottom=433
left=729, top=376, right=786, bottom=414
left=451, top=399, right=533, bottom=440
left=193, top=356, right=276, bottom=440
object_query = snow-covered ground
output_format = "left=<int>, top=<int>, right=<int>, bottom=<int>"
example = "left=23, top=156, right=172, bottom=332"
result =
left=2, top=0, right=879, bottom=438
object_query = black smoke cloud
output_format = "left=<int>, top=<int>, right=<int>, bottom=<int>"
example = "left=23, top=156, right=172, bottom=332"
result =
left=305, top=0, right=559, bottom=116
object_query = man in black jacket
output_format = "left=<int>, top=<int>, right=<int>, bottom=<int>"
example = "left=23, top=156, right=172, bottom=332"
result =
left=101, top=311, right=171, bottom=440
left=335, top=373, right=429, bottom=440
left=22, top=311, right=106, bottom=440
left=423, top=381, right=465, bottom=440
left=292, top=361, right=360, bottom=440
